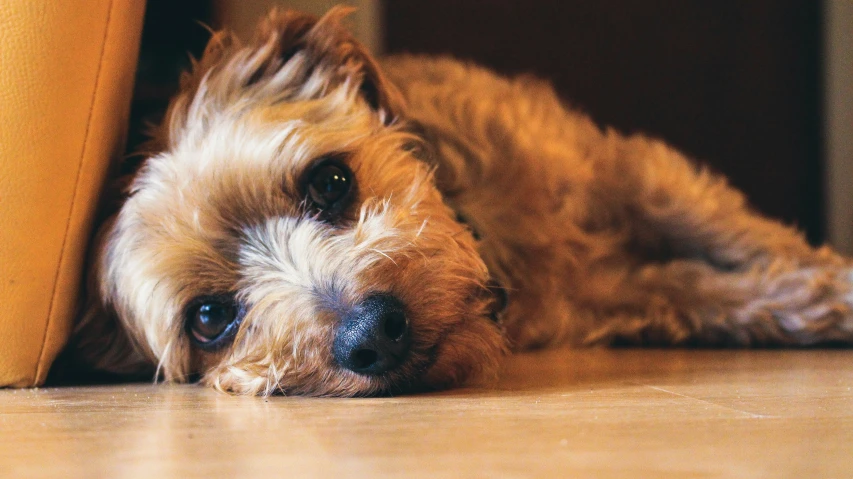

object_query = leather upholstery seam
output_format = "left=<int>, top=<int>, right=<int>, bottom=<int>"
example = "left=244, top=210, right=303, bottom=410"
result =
left=33, top=0, right=117, bottom=384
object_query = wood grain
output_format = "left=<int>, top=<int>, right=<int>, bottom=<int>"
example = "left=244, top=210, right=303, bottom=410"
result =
left=2, top=349, right=851, bottom=478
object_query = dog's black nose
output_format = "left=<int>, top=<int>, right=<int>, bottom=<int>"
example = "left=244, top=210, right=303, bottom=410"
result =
left=334, top=294, right=411, bottom=375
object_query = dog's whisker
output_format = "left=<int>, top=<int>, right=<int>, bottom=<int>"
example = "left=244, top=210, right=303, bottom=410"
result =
left=370, top=249, right=398, bottom=266
left=415, top=218, right=429, bottom=238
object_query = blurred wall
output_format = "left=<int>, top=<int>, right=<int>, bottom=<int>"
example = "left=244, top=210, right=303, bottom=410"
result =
left=385, top=1, right=827, bottom=245
left=825, top=0, right=853, bottom=254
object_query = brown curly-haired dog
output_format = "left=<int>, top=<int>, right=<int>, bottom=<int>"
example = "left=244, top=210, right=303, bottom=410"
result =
left=71, top=7, right=853, bottom=396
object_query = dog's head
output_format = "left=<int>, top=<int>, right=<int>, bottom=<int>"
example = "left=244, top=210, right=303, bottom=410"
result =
left=88, top=8, right=505, bottom=396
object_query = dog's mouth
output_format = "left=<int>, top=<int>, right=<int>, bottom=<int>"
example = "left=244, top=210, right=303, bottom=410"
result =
left=325, top=279, right=508, bottom=393
left=364, top=295, right=509, bottom=396
left=203, top=296, right=506, bottom=397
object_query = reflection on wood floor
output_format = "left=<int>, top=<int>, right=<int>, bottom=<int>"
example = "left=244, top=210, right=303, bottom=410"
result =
left=2, top=348, right=851, bottom=478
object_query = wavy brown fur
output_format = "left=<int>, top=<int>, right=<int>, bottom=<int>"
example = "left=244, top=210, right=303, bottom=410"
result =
left=71, top=7, right=853, bottom=396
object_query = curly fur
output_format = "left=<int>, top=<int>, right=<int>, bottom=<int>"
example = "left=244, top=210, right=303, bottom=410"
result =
left=69, top=7, right=853, bottom=396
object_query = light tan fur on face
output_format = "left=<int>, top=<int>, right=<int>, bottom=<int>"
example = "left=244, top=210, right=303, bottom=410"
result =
left=71, top=7, right=853, bottom=396
left=74, top=8, right=503, bottom=397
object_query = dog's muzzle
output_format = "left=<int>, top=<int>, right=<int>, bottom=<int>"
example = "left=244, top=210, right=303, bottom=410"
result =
left=333, top=294, right=411, bottom=375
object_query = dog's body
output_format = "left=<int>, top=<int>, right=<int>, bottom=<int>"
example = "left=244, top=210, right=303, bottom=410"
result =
left=70, top=8, right=853, bottom=396
left=383, top=55, right=853, bottom=350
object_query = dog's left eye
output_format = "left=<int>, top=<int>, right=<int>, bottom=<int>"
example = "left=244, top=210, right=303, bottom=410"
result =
left=186, top=296, right=242, bottom=349
left=304, top=156, right=354, bottom=215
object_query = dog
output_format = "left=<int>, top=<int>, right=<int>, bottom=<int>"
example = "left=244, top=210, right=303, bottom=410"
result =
left=68, top=7, right=853, bottom=396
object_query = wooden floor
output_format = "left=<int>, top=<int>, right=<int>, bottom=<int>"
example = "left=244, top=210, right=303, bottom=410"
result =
left=1, top=348, right=851, bottom=478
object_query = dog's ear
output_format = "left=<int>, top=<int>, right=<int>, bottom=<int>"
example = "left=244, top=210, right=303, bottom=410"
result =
left=66, top=222, right=154, bottom=379
left=68, top=292, right=153, bottom=378
left=252, top=6, right=404, bottom=119
left=160, top=6, right=403, bottom=149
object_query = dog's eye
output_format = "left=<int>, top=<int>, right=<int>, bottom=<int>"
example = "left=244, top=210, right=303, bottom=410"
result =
left=305, top=157, right=354, bottom=214
left=186, top=296, right=241, bottom=349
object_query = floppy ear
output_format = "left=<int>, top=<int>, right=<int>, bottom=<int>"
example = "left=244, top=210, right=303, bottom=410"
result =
left=253, top=6, right=404, bottom=118
left=66, top=221, right=153, bottom=378
left=160, top=6, right=404, bottom=149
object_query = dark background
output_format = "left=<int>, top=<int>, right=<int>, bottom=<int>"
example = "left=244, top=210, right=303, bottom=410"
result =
left=129, top=0, right=825, bottom=243
left=385, top=1, right=824, bottom=244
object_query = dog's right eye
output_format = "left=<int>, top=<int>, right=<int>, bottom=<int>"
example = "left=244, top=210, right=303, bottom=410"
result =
left=186, top=296, right=242, bottom=349
left=303, top=155, right=355, bottom=218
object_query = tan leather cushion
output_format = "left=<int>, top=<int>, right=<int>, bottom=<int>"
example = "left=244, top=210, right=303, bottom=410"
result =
left=0, top=0, right=145, bottom=386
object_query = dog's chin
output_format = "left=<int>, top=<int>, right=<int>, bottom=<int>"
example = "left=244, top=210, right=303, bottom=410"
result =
left=198, top=313, right=505, bottom=397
